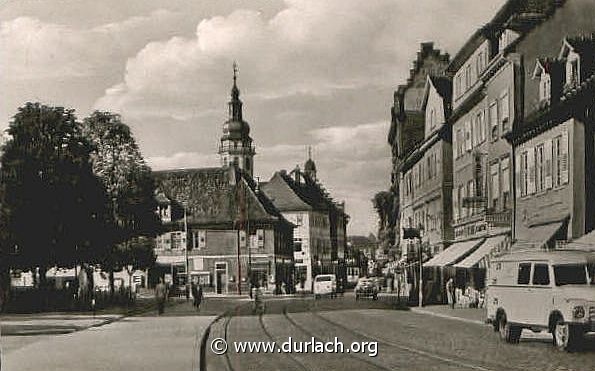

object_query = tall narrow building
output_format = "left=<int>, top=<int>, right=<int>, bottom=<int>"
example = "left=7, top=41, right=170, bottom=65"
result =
left=218, top=63, right=256, bottom=177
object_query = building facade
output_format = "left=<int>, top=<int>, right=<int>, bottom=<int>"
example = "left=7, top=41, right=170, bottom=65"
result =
left=390, top=0, right=595, bottom=304
left=509, top=34, right=595, bottom=248
left=152, top=73, right=294, bottom=295
left=400, top=76, right=453, bottom=258
left=261, top=163, right=349, bottom=292
left=388, top=43, right=450, bottom=255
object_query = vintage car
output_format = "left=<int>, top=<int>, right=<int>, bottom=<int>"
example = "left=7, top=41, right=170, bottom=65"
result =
left=355, top=277, right=379, bottom=300
left=486, top=249, right=595, bottom=351
left=313, top=274, right=337, bottom=299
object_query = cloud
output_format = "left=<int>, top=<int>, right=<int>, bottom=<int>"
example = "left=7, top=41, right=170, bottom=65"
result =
left=2, top=0, right=507, bottom=235
left=0, top=10, right=183, bottom=81
left=147, top=121, right=391, bottom=235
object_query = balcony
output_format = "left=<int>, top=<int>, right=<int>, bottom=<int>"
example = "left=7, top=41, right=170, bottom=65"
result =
left=485, top=209, right=512, bottom=227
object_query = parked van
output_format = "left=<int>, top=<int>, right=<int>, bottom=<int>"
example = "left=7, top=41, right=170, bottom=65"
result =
left=487, top=249, right=595, bottom=351
left=313, top=274, right=336, bottom=299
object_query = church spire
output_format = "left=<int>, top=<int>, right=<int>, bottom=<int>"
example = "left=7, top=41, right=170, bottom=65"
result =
left=229, top=61, right=242, bottom=121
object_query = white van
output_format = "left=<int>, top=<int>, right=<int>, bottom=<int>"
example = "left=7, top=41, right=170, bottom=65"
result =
left=313, top=274, right=336, bottom=299
left=487, top=249, right=595, bottom=351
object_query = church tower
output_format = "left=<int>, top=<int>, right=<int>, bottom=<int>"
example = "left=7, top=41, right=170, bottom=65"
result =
left=304, top=146, right=317, bottom=181
left=218, top=63, right=255, bottom=177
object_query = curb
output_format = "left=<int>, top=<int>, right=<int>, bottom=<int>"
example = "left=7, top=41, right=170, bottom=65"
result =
left=410, top=308, right=486, bottom=326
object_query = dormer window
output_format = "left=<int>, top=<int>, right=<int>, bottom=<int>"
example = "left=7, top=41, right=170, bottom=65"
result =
left=559, top=37, right=585, bottom=89
left=532, top=59, right=554, bottom=106
left=566, top=57, right=579, bottom=88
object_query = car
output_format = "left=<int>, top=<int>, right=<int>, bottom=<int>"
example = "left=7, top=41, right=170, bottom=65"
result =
left=355, top=277, right=379, bottom=300
left=486, top=249, right=595, bottom=351
left=313, top=274, right=337, bottom=299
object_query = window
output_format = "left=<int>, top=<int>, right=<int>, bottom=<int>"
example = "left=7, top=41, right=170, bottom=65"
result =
left=533, top=264, right=550, bottom=285
left=198, top=230, right=206, bottom=249
left=257, top=229, right=265, bottom=248
left=456, top=128, right=464, bottom=158
left=552, top=133, right=568, bottom=186
left=456, top=74, right=463, bottom=97
left=490, top=101, right=499, bottom=141
left=465, top=64, right=472, bottom=90
left=467, top=179, right=475, bottom=215
left=171, top=232, right=185, bottom=250
left=465, top=120, right=472, bottom=152
left=476, top=51, right=485, bottom=76
left=296, top=214, right=303, bottom=226
left=500, top=92, right=509, bottom=132
left=554, top=264, right=587, bottom=286
left=517, top=263, right=531, bottom=285
left=294, top=238, right=303, bottom=252
left=192, top=231, right=199, bottom=249
left=501, top=157, right=510, bottom=209
left=535, top=144, right=545, bottom=192
left=540, top=74, right=551, bottom=102
left=490, top=162, right=500, bottom=209
left=567, top=58, right=579, bottom=87
left=476, top=110, right=486, bottom=144
left=520, top=151, right=528, bottom=196
left=430, top=108, right=436, bottom=130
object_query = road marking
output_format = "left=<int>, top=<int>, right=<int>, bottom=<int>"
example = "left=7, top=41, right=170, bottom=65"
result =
left=410, top=308, right=486, bottom=326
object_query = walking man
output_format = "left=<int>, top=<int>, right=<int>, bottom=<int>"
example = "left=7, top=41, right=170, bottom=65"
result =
left=155, top=277, right=167, bottom=315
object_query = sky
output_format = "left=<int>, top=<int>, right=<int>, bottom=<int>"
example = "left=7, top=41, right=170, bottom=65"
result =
left=0, top=0, right=506, bottom=236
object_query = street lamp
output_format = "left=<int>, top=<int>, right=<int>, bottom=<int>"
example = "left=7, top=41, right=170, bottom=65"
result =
left=184, top=207, right=189, bottom=297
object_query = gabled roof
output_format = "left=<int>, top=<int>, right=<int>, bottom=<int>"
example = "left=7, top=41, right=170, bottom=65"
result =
left=532, top=57, right=563, bottom=78
left=261, top=170, right=347, bottom=216
left=560, top=34, right=595, bottom=58
left=421, top=75, right=452, bottom=111
left=153, top=166, right=289, bottom=226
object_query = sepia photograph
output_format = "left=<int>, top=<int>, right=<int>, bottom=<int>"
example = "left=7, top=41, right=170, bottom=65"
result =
left=0, top=0, right=594, bottom=370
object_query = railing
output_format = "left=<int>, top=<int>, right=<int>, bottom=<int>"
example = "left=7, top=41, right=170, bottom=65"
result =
left=485, top=209, right=512, bottom=227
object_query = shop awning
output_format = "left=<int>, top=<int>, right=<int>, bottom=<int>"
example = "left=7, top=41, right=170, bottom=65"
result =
left=454, top=235, right=507, bottom=269
left=156, top=255, right=186, bottom=265
left=423, top=239, right=484, bottom=268
left=513, top=220, right=565, bottom=250
left=566, top=230, right=595, bottom=252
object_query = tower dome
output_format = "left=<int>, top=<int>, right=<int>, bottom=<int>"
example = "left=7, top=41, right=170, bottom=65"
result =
left=218, top=62, right=256, bottom=176
left=304, top=146, right=317, bottom=181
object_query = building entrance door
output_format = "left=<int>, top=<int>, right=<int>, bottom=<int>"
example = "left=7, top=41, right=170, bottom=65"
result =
left=215, top=262, right=227, bottom=294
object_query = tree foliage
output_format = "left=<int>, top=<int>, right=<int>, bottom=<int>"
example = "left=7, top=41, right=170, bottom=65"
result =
left=372, top=190, right=396, bottom=252
left=0, top=103, right=110, bottom=276
left=82, top=111, right=160, bottom=274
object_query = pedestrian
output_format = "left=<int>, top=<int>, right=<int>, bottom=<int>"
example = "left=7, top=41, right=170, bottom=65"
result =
left=196, top=283, right=203, bottom=311
left=254, top=281, right=264, bottom=315
left=446, top=278, right=455, bottom=309
left=155, top=277, right=167, bottom=315
left=191, top=281, right=198, bottom=308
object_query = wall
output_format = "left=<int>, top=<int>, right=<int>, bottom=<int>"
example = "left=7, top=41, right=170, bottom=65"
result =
left=514, top=119, right=577, bottom=242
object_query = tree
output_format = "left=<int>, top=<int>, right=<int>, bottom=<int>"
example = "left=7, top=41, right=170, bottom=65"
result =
left=372, top=190, right=396, bottom=253
left=82, top=111, right=160, bottom=294
left=0, top=103, right=110, bottom=288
